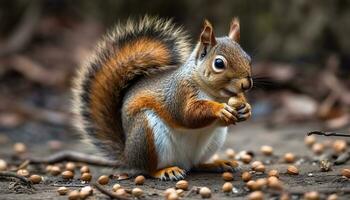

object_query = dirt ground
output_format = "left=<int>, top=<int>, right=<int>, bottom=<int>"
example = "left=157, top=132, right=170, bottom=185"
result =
left=0, top=121, right=349, bottom=200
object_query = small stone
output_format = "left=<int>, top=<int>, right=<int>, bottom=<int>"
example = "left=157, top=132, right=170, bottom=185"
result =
left=287, top=165, right=299, bottom=175
left=304, top=191, right=320, bottom=200
left=248, top=191, right=264, bottom=200
left=199, top=187, right=211, bottom=198
left=222, top=172, right=233, bottom=181
left=17, top=169, right=29, bottom=177
left=134, top=175, right=145, bottom=185
left=29, top=174, right=42, bottom=184
left=81, top=172, right=92, bottom=182
left=260, top=145, right=273, bottom=156
left=57, top=186, right=69, bottom=195
left=268, top=169, right=279, bottom=178
left=284, top=153, right=295, bottom=163
left=327, top=194, right=338, bottom=200
left=13, top=142, right=27, bottom=154
left=222, top=182, right=233, bottom=193
left=50, top=166, right=61, bottom=176
left=341, top=168, right=350, bottom=178
left=80, top=165, right=90, bottom=174
left=112, top=184, right=122, bottom=192
left=68, top=190, right=80, bottom=200
left=225, top=148, right=235, bottom=159
left=62, top=170, right=74, bottom=180
left=175, top=180, right=188, bottom=190
left=320, top=160, right=332, bottom=172
left=312, top=143, right=324, bottom=155
left=305, top=135, right=316, bottom=146
left=132, top=188, right=143, bottom=197
left=0, top=159, right=7, bottom=171
left=241, top=154, right=252, bottom=164
left=65, top=162, right=76, bottom=172
left=242, top=171, right=252, bottom=182
left=98, top=175, right=109, bottom=185
left=79, top=190, right=90, bottom=199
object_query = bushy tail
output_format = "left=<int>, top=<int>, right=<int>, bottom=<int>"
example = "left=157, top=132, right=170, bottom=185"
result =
left=72, top=16, right=191, bottom=159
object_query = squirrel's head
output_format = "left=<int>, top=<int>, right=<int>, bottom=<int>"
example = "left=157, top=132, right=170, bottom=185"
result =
left=193, top=18, right=252, bottom=99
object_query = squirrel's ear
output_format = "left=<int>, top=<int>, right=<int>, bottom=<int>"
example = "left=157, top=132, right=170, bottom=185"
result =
left=200, top=20, right=217, bottom=46
left=228, top=17, right=240, bottom=42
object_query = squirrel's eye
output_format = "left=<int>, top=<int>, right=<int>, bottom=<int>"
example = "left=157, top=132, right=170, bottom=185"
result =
left=212, top=55, right=227, bottom=72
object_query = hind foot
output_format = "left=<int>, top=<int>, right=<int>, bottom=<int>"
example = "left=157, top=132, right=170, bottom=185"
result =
left=193, top=159, right=240, bottom=173
left=151, top=166, right=186, bottom=181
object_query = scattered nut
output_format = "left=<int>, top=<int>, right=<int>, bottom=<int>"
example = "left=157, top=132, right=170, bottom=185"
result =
left=225, top=148, right=235, bottom=159
left=17, top=169, right=29, bottom=177
left=305, top=135, right=316, bottom=146
left=134, top=175, right=145, bottom=185
left=312, top=143, right=324, bottom=155
left=65, top=162, right=76, bottom=171
left=304, top=191, right=320, bottom=200
left=241, top=154, right=252, bottom=164
left=50, top=166, right=61, bottom=176
left=29, top=174, right=42, bottom=184
left=246, top=180, right=259, bottom=191
left=0, top=159, right=7, bottom=171
left=81, top=172, right=92, bottom=182
left=341, top=168, right=350, bottom=178
left=222, top=182, right=233, bottom=193
left=254, top=164, right=265, bottom=173
left=164, top=188, right=177, bottom=198
left=251, top=161, right=263, bottom=170
left=113, top=183, right=122, bottom=192
left=81, top=186, right=93, bottom=195
left=57, top=186, right=69, bottom=195
left=98, top=175, right=109, bottom=185
left=284, top=153, right=295, bottom=163
left=268, top=169, right=279, bottom=178
left=327, top=194, right=338, bottom=200
left=287, top=165, right=299, bottom=175
left=45, top=165, right=53, bottom=173
left=255, top=178, right=267, bottom=189
left=175, top=180, right=188, bottom=190
left=13, top=142, right=27, bottom=154
left=320, top=160, right=332, bottom=172
left=333, top=140, right=347, bottom=154
left=211, top=154, right=220, bottom=162
left=167, top=192, right=179, bottom=200
left=79, top=190, right=90, bottom=199
left=176, top=189, right=185, bottom=197
left=80, top=165, right=90, bottom=174
left=222, top=172, right=233, bottom=181
left=199, top=187, right=211, bottom=198
left=261, top=145, right=273, bottom=155
left=62, top=170, right=74, bottom=180
left=248, top=191, right=264, bottom=200
left=242, top=171, right=252, bottom=182
left=115, top=188, right=126, bottom=196
left=68, top=190, right=80, bottom=200
left=132, top=187, right=143, bottom=197
left=267, top=176, right=282, bottom=190
left=280, top=193, right=290, bottom=200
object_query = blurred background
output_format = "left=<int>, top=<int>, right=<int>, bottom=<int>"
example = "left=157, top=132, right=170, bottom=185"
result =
left=0, top=0, right=349, bottom=146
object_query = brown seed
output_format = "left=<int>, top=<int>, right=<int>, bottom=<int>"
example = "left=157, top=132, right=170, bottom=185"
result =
left=222, top=182, right=233, bottom=193
left=68, top=190, right=80, bottom=200
left=115, top=188, right=126, bottom=196
left=13, top=142, right=27, bottom=154
left=81, top=172, right=92, bottom=182
left=242, top=171, right=252, bottom=182
left=134, top=175, right=145, bottom=185
left=164, top=188, right=177, bottom=198
left=248, top=191, right=264, bottom=200
left=0, top=159, right=7, bottom=171
left=50, top=166, right=61, bottom=176
left=241, top=154, right=252, bottom=164
left=57, top=186, right=69, bottom=195
left=132, top=188, right=143, bottom=197
left=305, top=135, right=316, bottom=146
left=176, top=189, right=185, bottom=197
left=65, top=162, right=76, bottom=172
left=304, top=191, right=320, bottom=200
left=251, top=161, right=263, bottom=170
left=267, top=176, right=282, bottom=190
left=98, top=175, right=109, bottom=185
left=260, top=145, right=273, bottom=156
left=256, top=178, right=267, bottom=189
left=268, top=169, right=279, bottom=178
left=327, top=194, right=338, bottom=200
left=341, top=168, right=350, bottom=178
left=312, top=143, right=324, bottom=155
left=81, top=186, right=93, bottom=195
left=287, top=165, right=299, bottom=175
left=175, top=180, right=188, bottom=190
left=254, top=164, right=265, bottom=173
left=225, top=148, right=235, bottom=159
left=80, top=165, right=90, bottom=174
left=29, top=174, right=42, bottom=184
left=199, top=187, right=211, bottom=198
left=222, top=172, right=233, bottom=181
left=246, top=180, right=259, bottom=191
left=211, top=154, right=220, bottom=162
left=62, top=170, right=74, bottom=179
left=280, top=193, right=290, bottom=200
left=167, top=192, right=179, bottom=200
left=284, top=153, right=295, bottom=163
left=45, top=165, right=53, bottom=173
left=79, top=190, right=90, bottom=199
left=17, top=169, right=29, bottom=177
left=112, top=183, right=122, bottom=192
left=333, top=140, right=347, bottom=154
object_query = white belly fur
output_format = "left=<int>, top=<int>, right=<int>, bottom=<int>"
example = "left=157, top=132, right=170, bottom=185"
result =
left=145, top=110, right=227, bottom=171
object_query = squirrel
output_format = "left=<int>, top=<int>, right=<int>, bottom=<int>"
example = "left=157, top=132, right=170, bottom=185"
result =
left=72, top=16, right=252, bottom=180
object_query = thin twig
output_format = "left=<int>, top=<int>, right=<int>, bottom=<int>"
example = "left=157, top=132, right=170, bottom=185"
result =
left=93, top=183, right=130, bottom=200
left=27, top=151, right=122, bottom=167
left=0, top=171, right=33, bottom=187
left=307, top=131, right=350, bottom=137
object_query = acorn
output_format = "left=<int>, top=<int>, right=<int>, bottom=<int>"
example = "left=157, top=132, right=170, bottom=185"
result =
left=199, top=187, right=211, bottom=198
left=80, top=165, right=90, bottom=174
left=242, top=171, right=252, bottom=182
left=62, top=170, right=74, bottom=180
left=81, top=172, right=92, bottom=182
left=113, top=183, right=122, bottom=192
left=175, top=180, right=188, bottom=190
left=98, top=175, right=109, bottom=185
left=341, top=168, right=350, bottom=178
left=260, top=145, right=273, bottom=156
left=284, top=153, right=295, bottom=163
left=13, top=142, right=27, bottom=154
left=50, top=166, right=61, bottom=176
left=305, top=135, right=316, bottom=146
left=222, top=182, right=233, bottom=193
left=241, top=154, right=252, bottom=164
left=29, top=174, right=42, bottom=184
left=132, top=188, right=143, bottom=197
left=304, top=191, right=320, bottom=200
left=248, top=191, right=264, bottom=200
left=57, top=186, right=69, bottom=195
left=134, top=175, right=145, bottom=185
left=222, top=172, right=233, bottom=181
left=17, top=169, right=29, bottom=177
left=68, top=190, right=80, bottom=200
left=287, top=165, right=299, bottom=175
left=0, top=159, right=7, bottom=171
left=65, top=162, right=75, bottom=172
left=268, top=169, right=279, bottom=178
left=225, top=148, right=235, bottom=159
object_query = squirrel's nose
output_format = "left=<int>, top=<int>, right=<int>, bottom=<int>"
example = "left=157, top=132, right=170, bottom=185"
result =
left=240, top=77, right=253, bottom=91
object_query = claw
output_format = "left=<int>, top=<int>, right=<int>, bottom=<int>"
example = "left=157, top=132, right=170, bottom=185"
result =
left=152, top=166, right=186, bottom=181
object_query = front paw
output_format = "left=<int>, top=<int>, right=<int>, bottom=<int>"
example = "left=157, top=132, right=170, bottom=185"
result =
left=217, top=103, right=238, bottom=125
left=236, top=103, right=251, bottom=122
